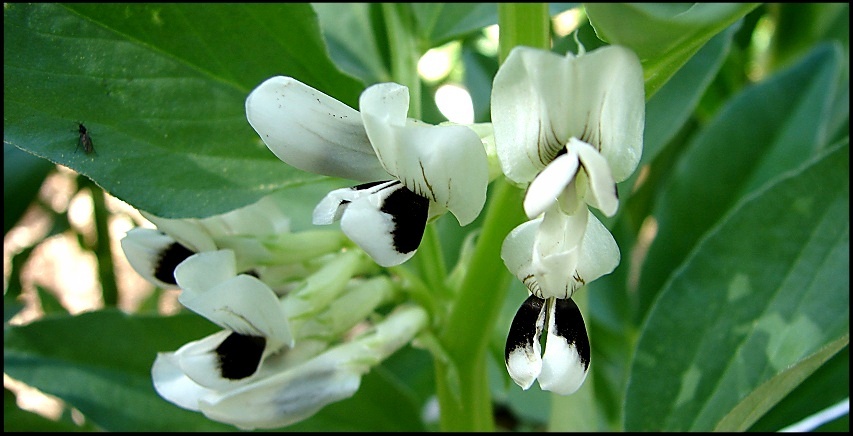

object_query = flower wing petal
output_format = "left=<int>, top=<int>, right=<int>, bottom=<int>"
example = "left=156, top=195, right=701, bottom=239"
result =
left=245, top=76, right=389, bottom=182
left=178, top=274, right=293, bottom=348
left=121, top=228, right=195, bottom=288
left=504, top=294, right=547, bottom=390
left=142, top=212, right=217, bottom=253
left=538, top=297, right=590, bottom=395
left=571, top=138, right=618, bottom=217
left=337, top=182, right=429, bottom=267
left=151, top=351, right=213, bottom=411
left=360, top=83, right=488, bottom=225
left=524, top=151, right=580, bottom=219
left=501, top=219, right=540, bottom=295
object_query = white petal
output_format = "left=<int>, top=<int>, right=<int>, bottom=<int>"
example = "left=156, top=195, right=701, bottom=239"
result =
left=200, top=195, right=291, bottom=237
left=175, top=330, right=269, bottom=391
left=174, top=250, right=238, bottom=299
left=312, top=181, right=395, bottom=225
left=360, top=83, right=489, bottom=225
left=142, top=211, right=217, bottom=253
left=199, top=355, right=362, bottom=430
left=504, top=294, right=547, bottom=390
left=245, top=76, right=390, bottom=182
left=197, top=305, right=427, bottom=430
left=571, top=137, right=618, bottom=217
left=572, top=46, right=644, bottom=182
left=501, top=220, right=540, bottom=295
left=151, top=351, right=214, bottom=411
left=538, top=298, right=590, bottom=395
left=337, top=182, right=429, bottom=267
left=492, top=47, right=575, bottom=184
left=178, top=274, right=293, bottom=348
left=120, top=228, right=195, bottom=288
left=523, top=150, right=580, bottom=219
left=533, top=209, right=588, bottom=299
left=491, top=46, right=644, bottom=184
left=575, top=210, right=621, bottom=284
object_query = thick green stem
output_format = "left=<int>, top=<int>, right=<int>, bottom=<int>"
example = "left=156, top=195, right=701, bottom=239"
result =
left=433, top=4, right=550, bottom=431
left=435, top=180, right=525, bottom=431
left=382, top=3, right=422, bottom=119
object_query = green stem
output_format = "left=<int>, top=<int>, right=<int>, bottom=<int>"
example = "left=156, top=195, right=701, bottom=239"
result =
left=435, top=180, right=525, bottom=431
left=80, top=176, right=119, bottom=306
left=433, top=4, right=550, bottom=431
left=498, top=3, right=550, bottom=62
left=382, top=3, right=422, bottom=119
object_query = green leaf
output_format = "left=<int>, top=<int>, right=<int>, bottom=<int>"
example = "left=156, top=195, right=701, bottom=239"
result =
left=4, top=3, right=361, bottom=219
left=3, top=145, right=55, bottom=235
left=585, top=3, right=759, bottom=98
left=314, top=3, right=391, bottom=85
left=3, top=309, right=231, bottom=431
left=641, top=22, right=737, bottom=165
left=715, top=335, right=848, bottom=431
left=749, top=345, right=849, bottom=431
left=624, top=141, right=850, bottom=431
left=638, top=43, right=845, bottom=316
left=410, top=3, right=498, bottom=47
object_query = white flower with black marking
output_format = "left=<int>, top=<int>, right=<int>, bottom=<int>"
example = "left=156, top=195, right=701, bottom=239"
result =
left=246, top=77, right=489, bottom=267
left=491, top=45, right=644, bottom=220
left=500, top=207, right=619, bottom=395
left=121, top=195, right=344, bottom=289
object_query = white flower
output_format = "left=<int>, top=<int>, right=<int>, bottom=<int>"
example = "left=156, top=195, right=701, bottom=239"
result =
left=491, top=45, right=644, bottom=219
left=153, top=304, right=427, bottom=430
left=493, top=45, right=644, bottom=396
left=500, top=207, right=619, bottom=395
left=246, top=77, right=489, bottom=266
left=121, top=195, right=345, bottom=289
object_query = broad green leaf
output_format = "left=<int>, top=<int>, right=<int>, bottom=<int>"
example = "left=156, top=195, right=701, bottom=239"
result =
left=3, top=310, right=231, bottom=431
left=640, top=22, right=737, bottom=166
left=638, top=44, right=844, bottom=317
left=4, top=3, right=361, bottom=219
left=585, top=3, right=759, bottom=98
left=749, top=345, right=849, bottom=431
left=3, top=145, right=55, bottom=235
left=715, top=335, right=848, bottom=431
left=624, top=141, right=850, bottom=431
left=314, top=3, right=391, bottom=85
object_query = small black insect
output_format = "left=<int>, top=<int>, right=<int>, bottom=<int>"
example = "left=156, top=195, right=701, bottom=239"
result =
left=76, top=122, right=95, bottom=154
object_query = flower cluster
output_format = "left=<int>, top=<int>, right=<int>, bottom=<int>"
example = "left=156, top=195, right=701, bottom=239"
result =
left=121, top=195, right=427, bottom=429
left=493, top=45, right=645, bottom=394
left=122, top=40, right=644, bottom=429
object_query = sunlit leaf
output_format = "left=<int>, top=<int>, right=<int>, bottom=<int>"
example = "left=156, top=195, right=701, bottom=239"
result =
left=638, top=43, right=845, bottom=316
left=585, top=3, right=759, bottom=97
left=4, top=3, right=360, bottom=219
left=625, top=142, right=849, bottom=431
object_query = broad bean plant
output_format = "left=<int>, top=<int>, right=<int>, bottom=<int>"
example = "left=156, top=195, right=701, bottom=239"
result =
left=4, top=3, right=849, bottom=432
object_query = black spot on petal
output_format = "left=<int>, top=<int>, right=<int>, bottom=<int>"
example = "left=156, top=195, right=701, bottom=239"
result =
left=153, top=242, right=195, bottom=285
left=380, top=185, right=429, bottom=254
left=552, top=298, right=590, bottom=370
left=215, top=332, right=267, bottom=380
left=505, top=294, right=546, bottom=362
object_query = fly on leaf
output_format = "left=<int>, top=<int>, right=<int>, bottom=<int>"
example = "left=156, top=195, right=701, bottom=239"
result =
left=76, top=122, right=95, bottom=155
